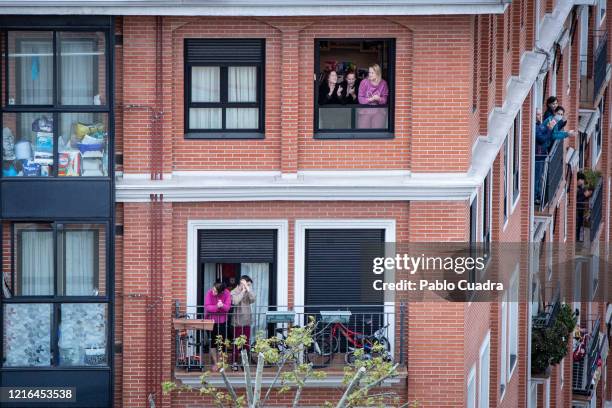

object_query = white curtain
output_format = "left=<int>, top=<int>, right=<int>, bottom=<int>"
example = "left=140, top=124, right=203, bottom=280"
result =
left=240, top=263, right=269, bottom=335
left=228, top=67, right=256, bottom=102
left=60, top=40, right=95, bottom=105
left=20, top=230, right=53, bottom=296
left=17, top=40, right=53, bottom=139
left=18, top=40, right=53, bottom=105
left=227, top=66, right=258, bottom=129
left=192, top=67, right=220, bottom=102
left=189, top=108, right=222, bottom=129
left=226, top=108, right=258, bottom=129
left=65, top=230, right=96, bottom=296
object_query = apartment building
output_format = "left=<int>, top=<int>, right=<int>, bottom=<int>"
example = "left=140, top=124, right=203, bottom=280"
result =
left=0, top=1, right=610, bottom=407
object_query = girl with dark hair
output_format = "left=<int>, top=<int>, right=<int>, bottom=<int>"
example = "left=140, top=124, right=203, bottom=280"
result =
left=318, top=70, right=342, bottom=105
left=205, top=281, right=231, bottom=371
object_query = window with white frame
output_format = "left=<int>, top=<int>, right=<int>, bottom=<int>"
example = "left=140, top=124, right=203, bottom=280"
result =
left=580, top=6, right=589, bottom=77
left=500, top=294, right=508, bottom=396
left=508, top=270, right=519, bottom=374
left=511, top=112, right=521, bottom=204
left=598, top=0, right=607, bottom=26
left=593, top=95, right=604, bottom=164
left=503, top=138, right=509, bottom=223
left=479, top=334, right=491, bottom=408
left=467, top=365, right=477, bottom=408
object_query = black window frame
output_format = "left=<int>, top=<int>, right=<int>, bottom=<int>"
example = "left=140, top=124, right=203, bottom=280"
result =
left=1, top=28, right=112, bottom=179
left=2, top=220, right=111, bottom=369
left=314, top=38, right=395, bottom=140
left=184, top=38, right=265, bottom=139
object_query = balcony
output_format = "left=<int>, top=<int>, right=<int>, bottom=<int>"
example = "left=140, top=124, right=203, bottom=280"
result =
left=573, top=317, right=606, bottom=398
left=577, top=176, right=603, bottom=244
left=172, top=303, right=406, bottom=387
left=536, top=139, right=564, bottom=211
left=580, top=30, right=610, bottom=109
left=532, top=286, right=560, bottom=330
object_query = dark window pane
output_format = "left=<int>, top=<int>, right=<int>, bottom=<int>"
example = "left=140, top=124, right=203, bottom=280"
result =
left=14, top=223, right=54, bottom=295
left=3, top=112, right=54, bottom=177
left=59, top=112, right=108, bottom=177
left=59, top=32, right=106, bottom=106
left=59, top=224, right=105, bottom=296
left=8, top=31, right=54, bottom=105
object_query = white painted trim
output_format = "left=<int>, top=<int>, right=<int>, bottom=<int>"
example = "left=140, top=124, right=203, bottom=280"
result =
left=294, top=219, right=396, bottom=355
left=467, top=364, right=477, bottom=408
left=0, top=1, right=510, bottom=16
left=116, top=170, right=479, bottom=202
left=186, top=219, right=289, bottom=315
left=478, top=331, right=491, bottom=408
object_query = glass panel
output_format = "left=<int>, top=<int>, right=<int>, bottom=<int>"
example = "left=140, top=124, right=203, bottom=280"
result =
left=228, top=66, right=257, bottom=102
left=189, top=108, right=222, bottom=129
left=59, top=224, right=105, bottom=296
left=318, top=107, right=352, bottom=129
left=59, top=303, right=108, bottom=366
left=59, top=32, right=106, bottom=106
left=3, top=113, right=53, bottom=177
left=14, top=223, right=54, bottom=295
left=356, top=107, right=388, bottom=129
left=3, top=303, right=52, bottom=367
left=59, top=113, right=108, bottom=177
left=226, top=108, right=258, bottom=129
left=191, top=67, right=220, bottom=102
left=8, top=31, right=54, bottom=105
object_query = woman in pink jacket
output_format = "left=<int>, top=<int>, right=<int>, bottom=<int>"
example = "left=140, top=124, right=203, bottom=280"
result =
left=205, top=281, right=231, bottom=371
left=357, top=64, right=389, bottom=129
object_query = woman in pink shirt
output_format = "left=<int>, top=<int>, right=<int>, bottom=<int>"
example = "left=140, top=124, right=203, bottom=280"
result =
left=357, top=64, right=389, bottom=129
left=205, top=281, right=231, bottom=371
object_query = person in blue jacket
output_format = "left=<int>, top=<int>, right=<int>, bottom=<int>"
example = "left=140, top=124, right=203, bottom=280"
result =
left=534, top=106, right=577, bottom=204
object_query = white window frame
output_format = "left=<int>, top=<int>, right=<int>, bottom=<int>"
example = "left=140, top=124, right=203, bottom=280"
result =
left=479, top=332, right=491, bottom=408
left=508, top=268, right=519, bottom=379
left=500, top=293, right=508, bottom=398
left=186, top=219, right=289, bottom=315
left=593, top=97, right=604, bottom=166
left=597, top=0, right=606, bottom=27
left=529, top=381, right=538, bottom=408
left=503, top=138, right=509, bottom=228
left=511, top=111, right=521, bottom=211
left=580, top=5, right=589, bottom=77
left=468, top=365, right=477, bottom=408
left=481, top=170, right=492, bottom=244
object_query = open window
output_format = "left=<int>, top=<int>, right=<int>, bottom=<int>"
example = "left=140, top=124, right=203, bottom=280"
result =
left=314, top=39, right=394, bottom=139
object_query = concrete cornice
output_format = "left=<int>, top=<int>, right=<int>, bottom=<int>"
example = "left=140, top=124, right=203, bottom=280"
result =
left=116, top=170, right=479, bottom=202
left=0, top=1, right=509, bottom=16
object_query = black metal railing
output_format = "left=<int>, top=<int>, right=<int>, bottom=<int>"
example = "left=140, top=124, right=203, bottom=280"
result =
left=593, top=30, right=608, bottom=102
left=536, top=139, right=564, bottom=211
left=173, top=302, right=404, bottom=372
left=532, top=286, right=560, bottom=329
left=589, top=179, right=603, bottom=242
left=573, top=317, right=602, bottom=395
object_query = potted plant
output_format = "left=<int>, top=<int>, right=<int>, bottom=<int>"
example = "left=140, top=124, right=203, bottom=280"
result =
left=531, top=304, right=576, bottom=375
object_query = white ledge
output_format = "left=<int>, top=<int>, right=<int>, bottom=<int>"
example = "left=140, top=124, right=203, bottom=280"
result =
left=116, top=170, right=479, bottom=202
left=0, top=1, right=509, bottom=16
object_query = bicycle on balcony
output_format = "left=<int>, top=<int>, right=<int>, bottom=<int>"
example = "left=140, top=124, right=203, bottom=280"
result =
left=308, top=316, right=391, bottom=367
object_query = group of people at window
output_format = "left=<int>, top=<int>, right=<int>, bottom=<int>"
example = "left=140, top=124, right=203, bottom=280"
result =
left=534, top=96, right=578, bottom=204
left=204, top=276, right=256, bottom=372
left=318, top=63, right=389, bottom=129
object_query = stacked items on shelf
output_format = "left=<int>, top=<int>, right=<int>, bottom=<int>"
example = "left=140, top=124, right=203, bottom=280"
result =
left=60, top=121, right=107, bottom=177
left=2, top=116, right=55, bottom=177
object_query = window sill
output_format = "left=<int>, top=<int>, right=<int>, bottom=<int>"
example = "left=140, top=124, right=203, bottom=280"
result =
left=184, top=132, right=264, bottom=140
left=314, top=132, right=394, bottom=140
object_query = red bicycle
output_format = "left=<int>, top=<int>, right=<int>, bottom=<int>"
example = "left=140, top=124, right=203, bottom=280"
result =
left=308, top=319, right=391, bottom=367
